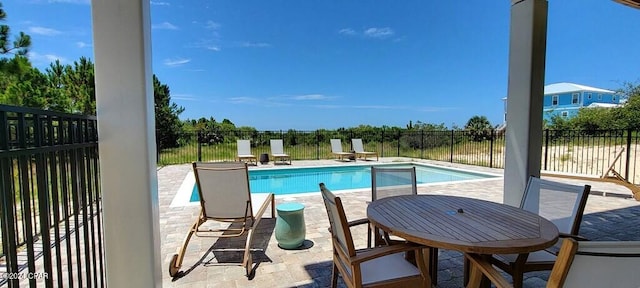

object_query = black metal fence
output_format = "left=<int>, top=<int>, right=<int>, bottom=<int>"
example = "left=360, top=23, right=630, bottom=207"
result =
left=158, top=128, right=640, bottom=185
left=0, top=105, right=104, bottom=287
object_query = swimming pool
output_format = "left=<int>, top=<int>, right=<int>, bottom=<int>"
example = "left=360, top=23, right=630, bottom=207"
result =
left=172, top=163, right=499, bottom=206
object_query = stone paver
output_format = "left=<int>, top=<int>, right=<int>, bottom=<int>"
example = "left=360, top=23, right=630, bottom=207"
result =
left=159, top=158, right=640, bottom=287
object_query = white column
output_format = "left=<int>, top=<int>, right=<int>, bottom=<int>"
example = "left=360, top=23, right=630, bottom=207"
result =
left=504, top=0, right=548, bottom=206
left=91, top=0, right=161, bottom=287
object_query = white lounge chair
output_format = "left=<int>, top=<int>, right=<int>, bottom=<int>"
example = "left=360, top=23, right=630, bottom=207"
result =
left=330, top=139, right=355, bottom=161
left=169, top=162, right=275, bottom=277
left=236, top=139, right=257, bottom=165
left=352, top=138, right=378, bottom=161
left=270, top=139, right=291, bottom=165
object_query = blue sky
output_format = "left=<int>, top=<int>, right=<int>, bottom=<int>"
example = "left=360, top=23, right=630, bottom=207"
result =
left=3, top=0, right=640, bottom=130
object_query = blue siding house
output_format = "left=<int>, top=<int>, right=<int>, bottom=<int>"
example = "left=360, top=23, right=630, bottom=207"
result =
left=542, top=82, right=622, bottom=121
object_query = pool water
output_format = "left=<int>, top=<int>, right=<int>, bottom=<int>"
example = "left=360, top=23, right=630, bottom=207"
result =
left=189, top=163, right=497, bottom=201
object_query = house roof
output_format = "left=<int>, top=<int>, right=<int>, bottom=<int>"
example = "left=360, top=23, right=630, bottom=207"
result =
left=587, top=103, right=622, bottom=108
left=544, top=82, right=615, bottom=95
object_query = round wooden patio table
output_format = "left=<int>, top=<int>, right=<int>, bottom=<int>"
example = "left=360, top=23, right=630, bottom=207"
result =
left=367, top=195, right=559, bottom=287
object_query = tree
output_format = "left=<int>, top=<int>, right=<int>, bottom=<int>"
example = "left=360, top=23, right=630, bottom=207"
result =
left=616, top=81, right=640, bottom=130
left=0, top=2, right=31, bottom=55
left=465, top=115, right=492, bottom=142
left=154, top=75, right=184, bottom=149
left=0, top=56, right=49, bottom=109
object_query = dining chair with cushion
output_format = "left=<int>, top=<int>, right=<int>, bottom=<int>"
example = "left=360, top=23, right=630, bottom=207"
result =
left=489, top=177, right=591, bottom=288
left=369, top=166, right=439, bottom=284
left=467, top=238, right=640, bottom=288
left=319, top=183, right=430, bottom=288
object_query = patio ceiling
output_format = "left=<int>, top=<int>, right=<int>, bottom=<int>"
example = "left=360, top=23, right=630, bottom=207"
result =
left=615, top=0, right=640, bottom=9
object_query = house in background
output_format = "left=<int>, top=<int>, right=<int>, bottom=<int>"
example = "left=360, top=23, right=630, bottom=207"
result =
left=501, top=82, right=623, bottom=126
left=542, top=82, right=623, bottom=121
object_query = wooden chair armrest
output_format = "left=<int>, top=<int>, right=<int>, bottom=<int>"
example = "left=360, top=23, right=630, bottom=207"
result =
left=347, top=218, right=370, bottom=227
left=350, top=243, right=423, bottom=264
left=466, top=253, right=513, bottom=288
left=559, top=233, right=589, bottom=241
left=328, top=218, right=370, bottom=234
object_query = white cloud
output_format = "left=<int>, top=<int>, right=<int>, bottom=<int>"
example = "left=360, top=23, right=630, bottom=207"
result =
left=207, top=46, right=221, bottom=51
left=340, top=27, right=397, bottom=39
left=172, top=94, right=197, bottom=101
left=27, top=52, right=68, bottom=65
left=241, top=42, right=271, bottom=48
left=205, top=21, right=220, bottom=30
left=150, top=1, right=170, bottom=6
left=76, top=41, right=92, bottom=48
left=338, top=28, right=356, bottom=35
left=28, top=26, right=62, bottom=36
left=293, top=94, right=331, bottom=100
left=163, top=58, right=191, bottom=67
left=152, top=22, right=179, bottom=30
left=228, top=97, right=260, bottom=104
left=364, top=27, right=394, bottom=38
left=228, top=97, right=291, bottom=107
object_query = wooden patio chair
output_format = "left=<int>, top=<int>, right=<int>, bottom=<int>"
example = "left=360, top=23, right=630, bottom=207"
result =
left=169, top=162, right=275, bottom=277
left=467, top=238, right=640, bottom=288
left=270, top=139, right=291, bottom=165
left=330, top=139, right=355, bottom=161
left=368, top=166, right=439, bottom=285
left=352, top=139, right=378, bottom=161
left=319, top=183, right=430, bottom=287
left=488, top=177, right=591, bottom=288
left=541, top=147, right=640, bottom=200
left=236, top=139, right=257, bottom=165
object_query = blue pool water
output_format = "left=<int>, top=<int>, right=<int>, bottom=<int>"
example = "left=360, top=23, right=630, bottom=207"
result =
left=189, top=163, right=497, bottom=201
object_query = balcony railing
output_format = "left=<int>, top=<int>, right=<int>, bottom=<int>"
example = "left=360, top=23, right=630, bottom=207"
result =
left=0, top=105, right=104, bottom=287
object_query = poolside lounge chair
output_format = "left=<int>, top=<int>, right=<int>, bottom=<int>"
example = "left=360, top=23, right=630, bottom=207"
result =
left=319, top=183, right=430, bottom=288
left=541, top=147, right=640, bottom=200
left=169, top=162, right=275, bottom=277
left=488, top=177, right=591, bottom=288
left=330, top=139, right=355, bottom=161
left=467, top=238, right=640, bottom=288
left=236, top=139, right=257, bottom=165
left=270, top=139, right=291, bottom=165
left=352, top=138, right=378, bottom=161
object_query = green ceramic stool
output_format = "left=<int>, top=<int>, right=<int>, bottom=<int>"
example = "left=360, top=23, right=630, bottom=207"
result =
left=275, top=202, right=306, bottom=249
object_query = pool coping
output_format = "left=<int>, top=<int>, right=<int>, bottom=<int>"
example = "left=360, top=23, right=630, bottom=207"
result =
left=169, top=161, right=503, bottom=207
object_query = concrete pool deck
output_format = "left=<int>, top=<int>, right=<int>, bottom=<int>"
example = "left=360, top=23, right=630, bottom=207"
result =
left=159, top=158, right=640, bottom=287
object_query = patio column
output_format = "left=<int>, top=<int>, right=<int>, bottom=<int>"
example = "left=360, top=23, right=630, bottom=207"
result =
left=503, top=0, right=548, bottom=206
left=91, top=0, right=161, bottom=287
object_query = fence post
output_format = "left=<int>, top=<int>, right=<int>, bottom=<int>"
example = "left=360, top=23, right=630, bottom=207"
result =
left=197, top=132, right=202, bottom=162
left=381, top=129, right=385, bottom=157
left=397, top=131, right=401, bottom=157
left=626, top=128, right=632, bottom=180
left=450, top=130, right=454, bottom=163
left=197, top=141, right=202, bottom=162
left=421, top=130, right=424, bottom=159
left=544, top=129, right=549, bottom=171
left=490, top=129, right=495, bottom=168
left=316, top=130, right=320, bottom=160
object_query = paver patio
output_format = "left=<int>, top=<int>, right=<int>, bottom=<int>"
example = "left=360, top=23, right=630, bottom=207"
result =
left=159, top=158, right=640, bottom=288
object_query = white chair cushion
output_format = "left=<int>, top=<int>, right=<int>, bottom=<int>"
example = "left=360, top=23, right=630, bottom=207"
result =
left=359, top=253, right=421, bottom=285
